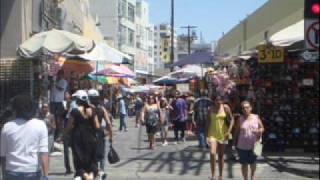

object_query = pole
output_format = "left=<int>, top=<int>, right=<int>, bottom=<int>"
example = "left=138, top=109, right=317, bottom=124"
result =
left=170, top=0, right=174, bottom=72
left=181, top=25, right=197, bottom=55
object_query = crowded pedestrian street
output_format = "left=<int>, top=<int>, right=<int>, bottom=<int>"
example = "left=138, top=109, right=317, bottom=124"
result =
left=42, top=117, right=318, bottom=180
left=1, top=0, right=319, bottom=180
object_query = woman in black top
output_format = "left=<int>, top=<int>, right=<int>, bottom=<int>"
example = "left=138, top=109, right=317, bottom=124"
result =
left=64, top=90, right=100, bottom=180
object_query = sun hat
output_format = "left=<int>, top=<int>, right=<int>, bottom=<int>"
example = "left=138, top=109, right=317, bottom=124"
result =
left=88, top=89, right=100, bottom=97
left=72, top=90, right=88, bottom=102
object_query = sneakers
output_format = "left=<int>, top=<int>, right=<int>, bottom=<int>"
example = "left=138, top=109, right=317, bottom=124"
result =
left=173, top=141, right=178, bottom=145
left=162, top=141, right=168, bottom=146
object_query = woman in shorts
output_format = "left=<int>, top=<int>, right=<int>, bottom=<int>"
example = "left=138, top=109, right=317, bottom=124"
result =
left=141, top=95, right=163, bottom=150
left=234, top=101, right=264, bottom=180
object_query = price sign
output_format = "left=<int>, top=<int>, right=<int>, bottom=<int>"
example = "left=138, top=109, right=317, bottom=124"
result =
left=258, top=45, right=284, bottom=63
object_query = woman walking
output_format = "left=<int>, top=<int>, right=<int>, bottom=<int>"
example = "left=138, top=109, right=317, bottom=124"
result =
left=206, top=96, right=234, bottom=180
left=141, top=95, right=163, bottom=150
left=39, top=103, right=56, bottom=153
left=64, top=90, right=100, bottom=180
left=234, top=101, right=264, bottom=180
left=159, top=96, right=171, bottom=146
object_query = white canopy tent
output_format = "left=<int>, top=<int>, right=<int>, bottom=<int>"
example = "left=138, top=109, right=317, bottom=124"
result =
left=79, top=42, right=132, bottom=64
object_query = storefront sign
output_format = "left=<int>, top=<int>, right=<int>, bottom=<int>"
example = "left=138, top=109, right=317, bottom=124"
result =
left=258, top=45, right=284, bottom=63
left=176, top=83, right=189, bottom=93
left=305, top=20, right=320, bottom=51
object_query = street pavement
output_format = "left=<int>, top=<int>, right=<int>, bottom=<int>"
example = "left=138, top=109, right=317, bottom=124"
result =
left=47, top=117, right=319, bottom=180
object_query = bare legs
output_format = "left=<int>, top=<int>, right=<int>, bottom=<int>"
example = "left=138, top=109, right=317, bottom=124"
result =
left=208, top=140, right=225, bottom=180
left=148, top=133, right=155, bottom=149
left=241, top=163, right=257, bottom=180
left=241, top=165, right=249, bottom=180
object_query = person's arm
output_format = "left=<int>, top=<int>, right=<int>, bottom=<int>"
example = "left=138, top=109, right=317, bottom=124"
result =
left=64, top=116, right=74, bottom=137
left=254, top=115, right=265, bottom=136
left=49, top=114, right=56, bottom=130
left=158, top=104, right=163, bottom=124
left=103, top=108, right=113, bottom=142
left=93, top=114, right=100, bottom=130
left=56, top=79, right=67, bottom=91
left=233, top=116, right=240, bottom=147
left=1, top=128, right=7, bottom=178
left=205, top=107, right=212, bottom=137
left=224, top=104, right=235, bottom=138
left=140, top=105, right=146, bottom=124
left=39, top=123, right=49, bottom=177
left=40, top=153, right=49, bottom=177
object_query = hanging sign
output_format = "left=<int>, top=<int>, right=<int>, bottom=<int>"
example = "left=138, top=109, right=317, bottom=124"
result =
left=176, top=83, right=189, bottom=93
left=257, top=45, right=284, bottom=63
left=305, top=20, right=320, bottom=51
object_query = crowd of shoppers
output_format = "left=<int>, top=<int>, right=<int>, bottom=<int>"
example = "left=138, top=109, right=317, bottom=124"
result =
left=0, top=72, right=265, bottom=180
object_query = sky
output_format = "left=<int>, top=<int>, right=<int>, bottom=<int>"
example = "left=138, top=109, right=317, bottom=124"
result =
left=149, top=0, right=268, bottom=43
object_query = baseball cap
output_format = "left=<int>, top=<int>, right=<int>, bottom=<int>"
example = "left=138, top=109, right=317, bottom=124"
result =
left=88, top=89, right=100, bottom=97
left=72, top=90, right=88, bottom=101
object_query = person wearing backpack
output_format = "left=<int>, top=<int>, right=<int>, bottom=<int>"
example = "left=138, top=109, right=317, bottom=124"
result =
left=141, top=95, right=163, bottom=150
left=88, top=89, right=113, bottom=179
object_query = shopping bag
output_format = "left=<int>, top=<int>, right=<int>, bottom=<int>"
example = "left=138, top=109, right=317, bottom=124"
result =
left=253, top=138, right=263, bottom=156
left=108, top=144, right=120, bottom=164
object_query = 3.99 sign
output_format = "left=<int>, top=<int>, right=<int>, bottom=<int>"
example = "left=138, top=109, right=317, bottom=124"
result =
left=257, top=45, right=284, bottom=63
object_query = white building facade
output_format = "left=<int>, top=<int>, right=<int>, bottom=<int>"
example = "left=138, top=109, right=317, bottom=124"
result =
left=153, top=23, right=177, bottom=70
left=91, top=0, right=136, bottom=60
left=135, top=0, right=154, bottom=79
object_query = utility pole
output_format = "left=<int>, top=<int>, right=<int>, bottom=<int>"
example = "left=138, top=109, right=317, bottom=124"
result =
left=181, top=25, right=197, bottom=55
left=170, top=0, right=174, bottom=71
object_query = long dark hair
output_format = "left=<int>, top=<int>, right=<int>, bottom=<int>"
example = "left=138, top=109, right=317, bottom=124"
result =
left=76, top=99, right=91, bottom=115
left=11, top=94, right=35, bottom=120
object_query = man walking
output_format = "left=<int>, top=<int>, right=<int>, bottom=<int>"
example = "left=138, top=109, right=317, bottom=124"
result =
left=193, top=90, right=213, bottom=149
left=171, top=91, right=188, bottom=144
left=118, top=94, right=128, bottom=132
left=1, top=95, right=49, bottom=180
left=50, top=69, right=68, bottom=140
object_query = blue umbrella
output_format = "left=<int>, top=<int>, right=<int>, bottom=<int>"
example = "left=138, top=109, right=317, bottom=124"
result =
left=170, top=51, right=215, bottom=67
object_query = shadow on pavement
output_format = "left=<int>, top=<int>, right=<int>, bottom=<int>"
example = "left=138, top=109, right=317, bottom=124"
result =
left=114, top=145, right=239, bottom=177
left=263, top=155, right=319, bottom=179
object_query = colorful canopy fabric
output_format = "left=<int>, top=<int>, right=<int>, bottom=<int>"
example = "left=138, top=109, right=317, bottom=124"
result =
left=94, top=64, right=135, bottom=78
left=18, top=29, right=95, bottom=58
left=83, top=74, right=120, bottom=85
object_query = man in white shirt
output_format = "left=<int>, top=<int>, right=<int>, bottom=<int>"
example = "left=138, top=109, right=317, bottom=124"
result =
left=1, top=95, right=49, bottom=180
left=50, top=70, right=68, bottom=140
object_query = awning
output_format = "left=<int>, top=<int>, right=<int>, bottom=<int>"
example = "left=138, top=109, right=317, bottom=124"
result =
left=79, top=42, right=132, bottom=64
left=18, top=29, right=95, bottom=58
left=269, top=20, right=304, bottom=47
left=135, top=69, right=149, bottom=75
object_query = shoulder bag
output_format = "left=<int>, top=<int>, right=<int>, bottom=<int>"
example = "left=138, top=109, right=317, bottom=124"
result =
left=253, top=138, right=263, bottom=156
left=108, top=143, right=120, bottom=164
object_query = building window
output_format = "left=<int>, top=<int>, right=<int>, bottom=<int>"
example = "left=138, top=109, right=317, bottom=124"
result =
left=148, top=47, right=153, bottom=57
left=128, top=3, right=135, bottom=22
left=120, top=25, right=127, bottom=45
left=121, top=0, right=127, bottom=18
left=128, top=28, right=135, bottom=47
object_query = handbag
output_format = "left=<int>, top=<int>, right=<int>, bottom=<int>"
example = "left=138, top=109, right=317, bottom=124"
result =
left=253, top=138, right=263, bottom=156
left=108, top=143, right=120, bottom=164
